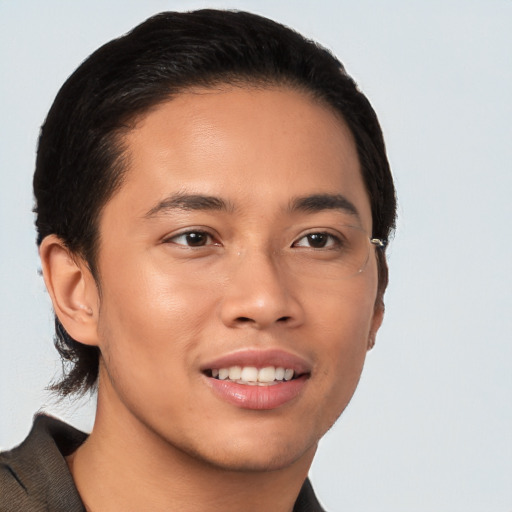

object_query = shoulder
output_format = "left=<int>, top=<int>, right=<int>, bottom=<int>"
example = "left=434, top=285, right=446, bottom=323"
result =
left=0, top=414, right=87, bottom=512
left=0, top=453, right=31, bottom=511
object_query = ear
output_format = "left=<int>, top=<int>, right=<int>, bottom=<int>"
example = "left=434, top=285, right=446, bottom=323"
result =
left=39, top=235, right=99, bottom=346
left=367, top=302, right=384, bottom=351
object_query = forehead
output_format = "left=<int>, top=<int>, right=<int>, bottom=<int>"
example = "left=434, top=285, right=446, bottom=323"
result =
left=111, top=85, right=371, bottom=228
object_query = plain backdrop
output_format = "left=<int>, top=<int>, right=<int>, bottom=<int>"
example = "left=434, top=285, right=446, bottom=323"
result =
left=1, top=1, right=511, bottom=511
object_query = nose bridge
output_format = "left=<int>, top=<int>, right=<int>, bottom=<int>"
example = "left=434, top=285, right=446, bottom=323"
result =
left=219, top=246, right=303, bottom=329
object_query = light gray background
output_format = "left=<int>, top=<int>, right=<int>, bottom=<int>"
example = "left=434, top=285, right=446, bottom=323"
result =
left=1, top=1, right=511, bottom=511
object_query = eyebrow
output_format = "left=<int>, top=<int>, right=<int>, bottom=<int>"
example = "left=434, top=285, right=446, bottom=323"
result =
left=145, top=192, right=233, bottom=218
left=289, top=193, right=360, bottom=218
left=145, top=192, right=359, bottom=220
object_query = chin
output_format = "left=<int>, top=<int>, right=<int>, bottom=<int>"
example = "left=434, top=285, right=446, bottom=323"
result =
left=178, top=429, right=319, bottom=473
left=205, top=449, right=315, bottom=474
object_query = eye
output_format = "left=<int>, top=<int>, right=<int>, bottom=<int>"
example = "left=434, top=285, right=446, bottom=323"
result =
left=164, top=230, right=217, bottom=247
left=293, top=232, right=340, bottom=249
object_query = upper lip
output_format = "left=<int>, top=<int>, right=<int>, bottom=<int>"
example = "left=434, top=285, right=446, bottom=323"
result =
left=200, top=348, right=312, bottom=376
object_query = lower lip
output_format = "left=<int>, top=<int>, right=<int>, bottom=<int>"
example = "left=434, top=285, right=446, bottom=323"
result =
left=205, top=375, right=308, bottom=410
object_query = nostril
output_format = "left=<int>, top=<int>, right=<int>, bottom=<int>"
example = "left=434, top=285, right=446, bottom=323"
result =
left=236, top=317, right=253, bottom=323
left=235, top=316, right=290, bottom=324
left=227, top=306, right=301, bottom=328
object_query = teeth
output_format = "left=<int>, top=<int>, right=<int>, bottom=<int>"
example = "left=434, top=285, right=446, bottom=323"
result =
left=275, top=367, right=285, bottom=380
left=240, top=366, right=258, bottom=382
left=258, top=366, right=275, bottom=383
left=210, top=365, right=295, bottom=384
left=228, top=366, right=242, bottom=380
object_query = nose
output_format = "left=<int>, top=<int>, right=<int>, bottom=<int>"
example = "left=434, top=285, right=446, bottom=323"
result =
left=219, top=251, right=304, bottom=330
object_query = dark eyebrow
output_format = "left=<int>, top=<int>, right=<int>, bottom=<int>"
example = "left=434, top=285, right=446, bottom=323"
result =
left=289, top=194, right=359, bottom=218
left=145, top=193, right=233, bottom=218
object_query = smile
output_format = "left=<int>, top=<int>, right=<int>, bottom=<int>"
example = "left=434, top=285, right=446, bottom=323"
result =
left=201, top=350, right=311, bottom=410
left=208, top=366, right=296, bottom=386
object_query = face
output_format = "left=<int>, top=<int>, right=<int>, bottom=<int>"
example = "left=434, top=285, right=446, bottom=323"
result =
left=90, top=86, right=382, bottom=471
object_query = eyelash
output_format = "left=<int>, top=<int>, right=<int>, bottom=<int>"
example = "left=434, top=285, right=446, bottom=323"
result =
left=163, top=229, right=341, bottom=250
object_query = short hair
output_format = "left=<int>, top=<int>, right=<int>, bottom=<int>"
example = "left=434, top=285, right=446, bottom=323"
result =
left=33, top=9, right=397, bottom=396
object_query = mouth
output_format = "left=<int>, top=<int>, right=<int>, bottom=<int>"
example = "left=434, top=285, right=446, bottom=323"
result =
left=201, top=350, right=311, bottom=410
left=204, top=366, right=301, bottom=386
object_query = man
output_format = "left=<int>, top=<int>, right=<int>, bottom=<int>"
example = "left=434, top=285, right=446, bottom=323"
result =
left=0, top=9, right=396, bottom=511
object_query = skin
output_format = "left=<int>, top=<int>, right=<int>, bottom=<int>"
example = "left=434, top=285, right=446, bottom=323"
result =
left=40, top=86, right=383, bottom=511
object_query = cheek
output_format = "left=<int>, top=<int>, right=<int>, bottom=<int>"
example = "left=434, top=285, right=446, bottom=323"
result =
left=95, top=259, right=214, bottom=385
left=306, top=265, right=378, bottom=340
left=303, top=272, right=377, bottom=422
left=95, top=270, right=208, bottom=425
left=100, top=256, right=214, bottom=329
left=315, top=288, right=371, bottom=383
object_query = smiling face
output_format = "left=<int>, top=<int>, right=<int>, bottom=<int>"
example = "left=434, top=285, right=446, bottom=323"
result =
left=88, top=86, right=382, bottom=471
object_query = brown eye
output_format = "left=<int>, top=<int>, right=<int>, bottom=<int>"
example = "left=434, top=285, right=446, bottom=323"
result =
left=167, top=231, right=213, bottom=247
left=185, top=232, right=208, bottom=246
left=294, top=232, right=338, bottom=249
left=306, top=233, right=328, bottom=248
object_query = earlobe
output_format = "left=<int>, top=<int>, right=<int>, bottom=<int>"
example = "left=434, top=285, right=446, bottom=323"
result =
left=39, top=235, right=99, bottom=346
left=367, top=303, right=384, bottom=351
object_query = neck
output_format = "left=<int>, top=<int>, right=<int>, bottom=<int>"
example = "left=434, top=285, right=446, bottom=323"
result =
left=67, top=376, right=316, bottom=512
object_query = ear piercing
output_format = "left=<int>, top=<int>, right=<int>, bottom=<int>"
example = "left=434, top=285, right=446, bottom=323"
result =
left=367, top=336, right=375, bottom=350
